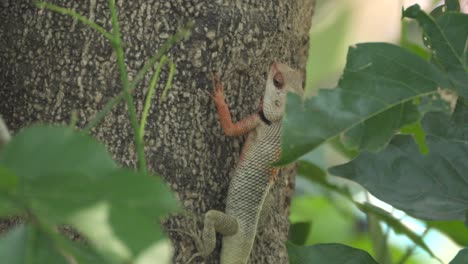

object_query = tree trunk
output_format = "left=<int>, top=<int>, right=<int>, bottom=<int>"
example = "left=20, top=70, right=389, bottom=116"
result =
left=0, top=0, right=314, bottom=263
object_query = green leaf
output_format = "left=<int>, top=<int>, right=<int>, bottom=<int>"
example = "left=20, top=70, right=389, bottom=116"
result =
left=279, top=43, right=448, bottom=165
left=0, top=126, right=117, bottom=180
left=403, top=5, right=468, bottom=96
left=289, top=222, right=312, bottom=246
left=450, top=248, right=468, bottom=264
left=357, top=203, right=438, bottom=260
left=427, top=220, right=468, bottom=247
left=287, top=242, right=378, bottom=264
left=445, top=0, right=461, bottom=11
left=342, top=101, right=419, bottom=152
left=329, top=99, right=468, bottom=221
left=0, top=225, right=69, bottom=264
left=0, top=166, right=20, bottom=216
left=0, top=126, right=179, bottom=261
left=24, top=169, right=177, bottom=261
left=0, top=166, right=18, bottom=192
left=298, top=160, right=327, bottom=180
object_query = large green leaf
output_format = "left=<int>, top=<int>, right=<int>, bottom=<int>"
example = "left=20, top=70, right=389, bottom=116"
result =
left=287, top=242, right=378, bottom=264
left=342, top=101, right=419, bottom=152
left=329, top=99, right=468, bottom=220
left=403, top=4, right=468, bottom=96
left=279, top=43, right=448, bottom=165
left=24, top=169, right=176, bottom=261
left=450, top=248, right=468, bottom=264
left=0, top=126, right=117, bottom=178
left=0, top=126, right=179, bottom=261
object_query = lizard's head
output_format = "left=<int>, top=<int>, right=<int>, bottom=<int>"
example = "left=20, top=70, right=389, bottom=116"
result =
left=262, top=62, right=303, bottom=122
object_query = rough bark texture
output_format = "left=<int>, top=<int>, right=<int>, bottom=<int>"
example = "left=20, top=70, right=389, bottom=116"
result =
left=0, top=0, right=314, bottom=263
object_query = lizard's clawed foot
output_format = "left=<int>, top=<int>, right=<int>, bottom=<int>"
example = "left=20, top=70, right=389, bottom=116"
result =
left=168, top=216, right=209, bottom=263
left=211, top=72, right=225, bottom=105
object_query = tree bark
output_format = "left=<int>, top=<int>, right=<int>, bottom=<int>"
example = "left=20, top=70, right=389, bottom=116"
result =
left=0, top=0, right=314, bottom=263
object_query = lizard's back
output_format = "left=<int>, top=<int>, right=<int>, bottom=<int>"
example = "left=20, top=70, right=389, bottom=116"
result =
left=221, top=121, right=281, bottom=264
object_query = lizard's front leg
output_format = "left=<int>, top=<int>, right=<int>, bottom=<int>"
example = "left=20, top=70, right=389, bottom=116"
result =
left=212, top=73, right=261, bottom=137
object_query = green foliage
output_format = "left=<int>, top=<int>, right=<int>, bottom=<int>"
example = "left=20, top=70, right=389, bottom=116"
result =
left=0, top=126, right=178, bottom=262
left=288, top=222, right=312, bottom=245
left=287, top=1, right=468, bottom=263
left=403, top=4, right=468, bottom=96
left=279, top=42, right=448, bottom=165
left=330, top=100, right=468, bottom=221
left=288, top=242, right=379, bottom=264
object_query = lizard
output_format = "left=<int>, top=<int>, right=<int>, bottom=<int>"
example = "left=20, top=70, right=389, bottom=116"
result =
left=180, top=62, right=303, bottom=264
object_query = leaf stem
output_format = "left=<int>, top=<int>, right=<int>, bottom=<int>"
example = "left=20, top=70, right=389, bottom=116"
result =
left=108, top=0, right=147, bottom=173
left=365, top=192, right=393, bottom=264
left=139, top=56, right=175, bottom=140
left=35, top=2, right=114, bottom=41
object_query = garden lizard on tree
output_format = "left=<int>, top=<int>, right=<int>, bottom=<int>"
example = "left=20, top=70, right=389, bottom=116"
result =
left=181, top=62, right=303, bottom=264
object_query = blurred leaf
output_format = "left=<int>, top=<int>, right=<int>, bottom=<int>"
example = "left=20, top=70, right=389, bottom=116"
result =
left=289, top=222, right=312, bottom=246
left=403, top=4, right=468, bottom=96
left=357, top=203, right=437, bottom=260
left=287, top=242, right=378, bottom=264
left=450, top=248, right=468, bottom=264
left=0, top=166, right=18, bottom=193
left=427, top=220, right=468, bottom=246
left=0, top=225, right=68, bottom=264
left=330, top=99, right=468, bottom=221
left=279, top=43, right=448, bottom=165
left=0, top=126, right=179, bottom=261
left=0, top=224, right=107, bottom=264
left=27, top=169, right=177, bottom=261
left=0, top=166, right=20, bottom=216
left=0, top=126, right=117, bottom=181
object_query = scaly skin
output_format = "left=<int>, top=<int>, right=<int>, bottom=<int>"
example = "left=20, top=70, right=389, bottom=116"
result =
left=188, top=63, right=303, bottom=264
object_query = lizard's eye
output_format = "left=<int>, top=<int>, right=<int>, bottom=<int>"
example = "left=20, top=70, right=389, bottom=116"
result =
left=273, top=72, right=284, bottom=89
